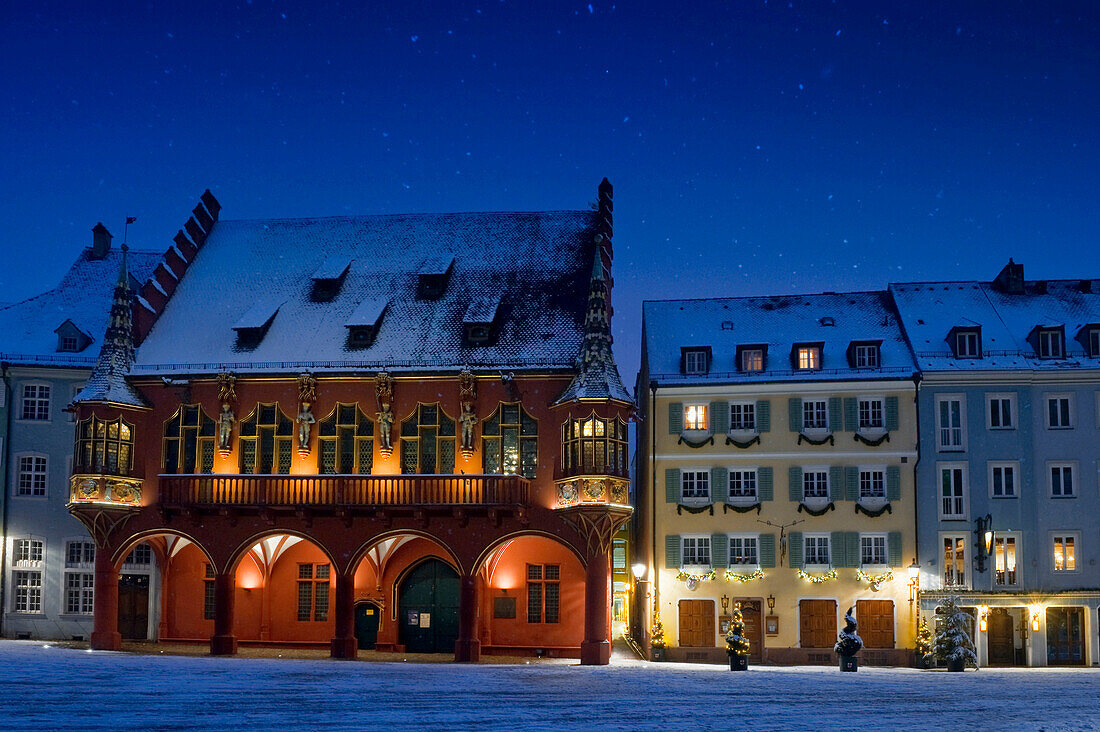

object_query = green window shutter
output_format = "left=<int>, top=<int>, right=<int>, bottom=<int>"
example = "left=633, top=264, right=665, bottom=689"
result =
left=758, top=467, right=774, bottom=501
left=711, top=467, right=729, bottom=503
left=847, top=532, right=861, bottom=568
left=712, top=401, right=729, bottom=434
left=668, top=402, right=683, bottom=434
left=845, top=466, right=860, bottom=502
left=788, top=532, right=804, bottom=568
left=828, top=397, right=842, bottom=431
left=788, top=398, right=803, bottom=432
left=844, top=397, right=858, bottom=432
left=886, top=465, right=901, bottom=501
left=830, top=532, right=847, bottom=567
left=885, top=396, right=899, bottom=432
left=665, top=535, right=681, bottom=569
left=829, top=466, right=844, bottom=501
left=756, top=400, right=771, bottom=432
left=888, top=532, right=903, bottom=567
left=788, top=467, right=803, bottom=502
left=711, top=534, right=729, bottom=568
left=665, top=468, right=681, bottom=503
left=759, top=534, right=776, bottom=568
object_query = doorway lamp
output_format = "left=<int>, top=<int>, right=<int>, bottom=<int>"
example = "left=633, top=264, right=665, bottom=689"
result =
left=974, top=514, right=994, bottom=573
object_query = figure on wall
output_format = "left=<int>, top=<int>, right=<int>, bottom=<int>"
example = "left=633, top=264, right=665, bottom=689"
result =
left=376, top=371, right=395, bottom=456
left=459, top=368, right=477, bottom=456
left=216, top=371, right=237, bottom=454
left=296, top=373, right=318, bottom=453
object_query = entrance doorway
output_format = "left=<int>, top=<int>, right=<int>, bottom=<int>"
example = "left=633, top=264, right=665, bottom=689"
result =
left=734, top=599, right=763, bottom=661
left=678, top=599, right=715, bottom=647
left=987, top=608, right=1016, bottom=666
left=1046, top=607, right=1085, bottom=665
left=799, top=599, right=837, bottom=649
left=355, top=602, right=381, bottom=650
left=398, top=559, right=459, bottom=654
left=118, top=574, right=149, bottom=640
left=855, top=600, right=895, bottom=648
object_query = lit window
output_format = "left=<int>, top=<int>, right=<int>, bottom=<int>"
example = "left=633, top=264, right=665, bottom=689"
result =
left=483, top=403, right=537, bottom=478
left=1037, top=329, right=1063, bottom=359
left=802, top=400, right=828, bottom=430
left=681, top=537, right=711, bottom=567
left=729, top=469, right=757, bottom=500
left=239, top=404, right=295, bottom=474
left=162, top=406, right=216, bottom=475
left=858, top=398, right=884, bottom=430
left=561, top=413, right=627, bottom=477
left=729, top=536, right=758, bottom=566
left=988, top=395, right=1014, bottom=429
left=854, top=344, right=879, bottom=368
left=939, top=465, right=967, bottom=519
left=20, top=384, right=50, bottom=421
left=1052, top=535, right=1076, bottom=572
left=994, top=537, right=1017, bottom=586
left=297, top=563, right=330, bottom=621
left=527, top=564, right=560, bottom=623
left=17, top=456, right=47, bottom=496
left=860, top=535, right=887, bottom=566
left=400, top=403, right=456, bottom=475
left=1046, top=396, right=1072, bottom=429
left=859, top=469, right=885, bottom=499
left=76, top=415, right=135, bottom=475
left=802, top=470, right=828, bottom=500
left=683, top=349, right=709, bottom=374
left=740, top=348, right=764, bottom=373
left=797, top=346, right=821, bottom=371
left=955, top=331, right=980, bottom=358
left=990, top=463, right=1017, bottom=498
left=319, top=403, right=374, bottom=475
left=942, top=536, right=966, bottom=587
left=14, top=571, right=42, bottom=613
left=804, top=535, right=830, bottom=566
left=1049, top=464, right=1075, bottom=497
left=681, top=470, right=710, bottom=502
left=683, top=404, right=708, bottom=431
left=729, top=402, right=755, bottom=431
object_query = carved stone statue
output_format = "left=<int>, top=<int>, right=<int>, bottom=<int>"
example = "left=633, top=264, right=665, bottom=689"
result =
left=376, top=372, right=394, bottom=454
left=296, top=402, right=315, bottom=450
left=297, top=372, right=317, bottom=405
left=459, top=402, right=477, bottom=452
left=216, top=371, right=237, bottom=405
left=217, top=403, right=235, bottom=450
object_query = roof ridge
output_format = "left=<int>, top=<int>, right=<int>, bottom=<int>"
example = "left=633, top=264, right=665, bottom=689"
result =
left=643, top=290, right=889, bottom=307
left=216, top=209, right=595, bottom=225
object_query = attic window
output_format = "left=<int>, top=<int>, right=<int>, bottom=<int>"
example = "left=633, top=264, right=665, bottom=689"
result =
left=60, top=336, right=79, bottom=352
left=345, top=297, right=389, bottom=350
left=233, top=301, right=282, bottom=350
left=463, top=295, right=501, bottom=346
left=949, top=326, right=981, bottom=359
left=680, top=346, right=712, bottom=375
left=792, top=343, right=823, bottom=371
left=819, top=316, right=836, bottom=327
left=1035, top=327, right=1064, bottom=360
left=417, top=254, right=455, bottom=300
left=847, top=340, right=882, bottom=369
left=736, top=344, right=766, bottom=374
left=310, top=257, right=351, bottom=302
left=1081, top=325, right=1100, bottom=358
left=54, top=320, right=91, bottom=353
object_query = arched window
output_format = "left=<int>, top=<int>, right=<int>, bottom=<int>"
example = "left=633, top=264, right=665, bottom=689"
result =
left=561, top=413, right=628, bottom=477
left=482, top=403, right=538, bottom=478
left=239, top=403, right=294, bottom=474
left=400, top=403, right=455, bottom=474
left=75, top=415, right=135, bottom=475
left=318, top=403, right=374, bottom=474
left=163, top=405, right=216, bottom=474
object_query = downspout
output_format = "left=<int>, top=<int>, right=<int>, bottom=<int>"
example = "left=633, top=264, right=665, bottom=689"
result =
left=650, top=380, right=658, bottom=622
left=0, top=362, right=11, bottom=635
left=911, top=371, right=922, bottom=630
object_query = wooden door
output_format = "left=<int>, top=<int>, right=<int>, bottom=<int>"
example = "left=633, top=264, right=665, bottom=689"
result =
left=398, top=559, right=459, bottom=653
left=735, top=599, right=763, bottom=662
left=1046, top=607, right=1085, bottom=665
left=987, top=608, right=1015, bottom=665
left=118, top=574, right=149, bottom=640
left=855, top=600, right=895, bottom=648
left=678, top=599, right=715, bottom=647
left=355, top=601, right=381, bottom=650
left=799, top=599, right=837, bottom=648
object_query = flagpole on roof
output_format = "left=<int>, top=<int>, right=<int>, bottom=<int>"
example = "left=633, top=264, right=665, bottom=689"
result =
left=123, top=216, right=136, bottom=247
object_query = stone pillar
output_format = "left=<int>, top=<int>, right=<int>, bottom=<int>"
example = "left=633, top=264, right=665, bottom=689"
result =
left=581, top=549, right=611, bottom=665
left=90, top=547, right=121, bottom=651
left=330, top=572, right=357, bottom=659
left=210, top=572, right=238, bottom=655
left=454, top=573, right=481, bottom=662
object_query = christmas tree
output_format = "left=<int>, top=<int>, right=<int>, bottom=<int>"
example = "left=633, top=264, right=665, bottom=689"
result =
left=650, top=612, right=667, bottom=649
left=725, top=606, right=750, bottom=656
left=914, top=618, right=934, bottom=666
left=834, top=606, right=864, bottom=657
left=933, top=595, right=977, bottom=669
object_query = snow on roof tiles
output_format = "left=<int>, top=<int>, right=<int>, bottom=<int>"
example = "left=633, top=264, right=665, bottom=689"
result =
left=345, top=296, right=389, bottom=328
left=134, top=211, right=598, bottom=374
left=312, top=256, right=351, bottom=281
left=463, top=294, right=501, bottom=325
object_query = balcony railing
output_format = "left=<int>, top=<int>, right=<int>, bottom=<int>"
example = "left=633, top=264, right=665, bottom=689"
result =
left=157, top=473, right=530, bottom=509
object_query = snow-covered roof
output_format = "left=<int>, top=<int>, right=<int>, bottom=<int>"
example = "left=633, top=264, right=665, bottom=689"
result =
left=134, top=211, right=599, bottom=374
left=311, top=256, right=351, bottom=282
left=643, top=291, right=918, bottom=385
left=345, top=296, right=389, bottom=328
left=890, top=279, right=1100, bottom=371
left=0, top=247, right=160, bottom=367
left=463, top=294, right=501, bottom=325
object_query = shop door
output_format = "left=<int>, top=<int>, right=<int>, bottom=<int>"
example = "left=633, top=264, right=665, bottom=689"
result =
left=855, top=600, right=895, bottom=648
left=799, top=599, right=837, bottom=649
left=398, top=559, right=459, bottom=654
left=678, top=599, right=715, bottom=647
left=735, top=599, right=764, bottom=662
left=355, top=602, right=381, bottom=650
left=118, top=574, right=149, bottom=640
left=987, top=608, right=1015, bottom=666
left=1046, top=607, right=1085, bottom=665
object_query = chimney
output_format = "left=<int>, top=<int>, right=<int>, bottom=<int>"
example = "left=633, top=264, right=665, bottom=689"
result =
left=993, top=258, right=1025, bottom=295
left=91, top=222, right=112, bottom=260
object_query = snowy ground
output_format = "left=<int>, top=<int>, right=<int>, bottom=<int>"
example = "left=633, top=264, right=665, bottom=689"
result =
left=1, top=641, right=1098, bottom=731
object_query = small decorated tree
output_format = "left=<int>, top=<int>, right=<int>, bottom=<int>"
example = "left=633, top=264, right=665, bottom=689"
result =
left=725, top=606, right=750, bottom=671
left=834, top=606, right=864, bottom=671
left=933, top=596, right=977, bottom=671
left=914, top=618, right=935, bottom=668
left=650, top=612, right=667, bottom=661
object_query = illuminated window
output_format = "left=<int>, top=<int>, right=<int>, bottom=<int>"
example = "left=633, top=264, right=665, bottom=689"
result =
left=683, top=403, right=708, bottom=431
left=681, top=536, right=711, bottom=567
left=859, top=469, right=885, bottom=499
left=318, top=403, right=373, bottom=474
left=14, top=571, right=42, bottom=613
left=796, top=346, right=821, bottom=371
left=203, top=564, right=216, bottom=620
left=560, top=413, right=627, bottom=477
left=483, top=403, right=538, bottom=478
left=239, top=404, right=295, bottom=474
left=942, top=535, right=967, bottom=587
left=526, top=564, right=559, bottom=623
left=994, top=536, right=1017, bottom=586
left=860, top=534, right=887, bottom=566
left=163, top=405, right=216, bottom=474
left=400, top=403, right=455, bottom=474
left=1052, top=535, right=1076, bottom=572
left=729, top=536, right=758, bottom=566
left=680, top=470, right=710, bottom=502
left=802, top=399, right=828, bottom=430
left=802, top=470, right=828, bottom=500
left=804, top=535, right=830, bottom=566
left=729, top=402, right=755, bottom=431
left=16, top=456, right=47, bottom=496
left=297, top=563, right=330, bottom=621
left=20, top=384, right=50, bottom=421
left=740, top=348, right=764, bottom=373
left=75, top=415, right=135, bottom=475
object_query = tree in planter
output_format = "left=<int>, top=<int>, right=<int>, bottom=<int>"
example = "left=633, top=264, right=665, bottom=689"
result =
left=914, top=618, right=935, bottom=668
left=650, top=612, right=667, bottom=661
left=725, top=606, right=751, bottom=670
left=834, top=606, right=863, bottom=671
left=933, top=595, right=977, bottom=671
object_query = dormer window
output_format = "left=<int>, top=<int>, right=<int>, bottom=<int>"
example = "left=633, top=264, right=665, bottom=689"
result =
left=463, top=295, right=501, bottom=346
left=1086, top=327, right=1100, bottom=358
left=792, top=343, right=822, bottom=371
left=417, top=254, right=455, bottom=300
left=60, top=335, right=79, bottom=352
left=1036, top=327, right=1064, bottom=359
left=847, top=341, right=881, bottom=369
left=310, top=257, right=351, bottom=302
left=233, top=300, right=282, bottom=350
left=737, top=344, right=766, bottom=373
left=54, top=320, right=91, bottom=353
left=949, top=327, right=982, bottom=359
left=680, top=346, right=712, bottom=375
left=345, top=297, right=389, bottom=350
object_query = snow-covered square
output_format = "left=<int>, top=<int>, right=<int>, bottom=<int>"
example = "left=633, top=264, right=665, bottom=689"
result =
left=1, top=641, right=1097, bottom=731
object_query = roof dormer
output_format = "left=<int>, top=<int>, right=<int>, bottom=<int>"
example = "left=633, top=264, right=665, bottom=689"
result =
left=1076, top=323, right=1100, bottom=358
left=1029, top=324, right=1065, bottom=360
left=463, top=295, right=501, bottom=346
left=310, top=257, right=351, bottom=302
left=791, top=342, right=823, bottom=371
left=417, top=254, right=455, bottom=300
left=233, top=300, right=282, bottom=350
left=680, top=346, right=712, bottom=375
left=53, top=319, right=92, bottom=353
left=947, top=325, right=982, bottom=359
left=345, top=296, right=389, bottom=349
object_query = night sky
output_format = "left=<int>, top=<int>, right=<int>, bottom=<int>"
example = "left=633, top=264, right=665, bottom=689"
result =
left=3, top=1, right=1098, bottom=379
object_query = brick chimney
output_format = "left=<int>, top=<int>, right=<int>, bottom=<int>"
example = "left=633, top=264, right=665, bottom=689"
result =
left=90, top=222, right=112, bottom=260
left=993, top=258, right=1025, bottom=294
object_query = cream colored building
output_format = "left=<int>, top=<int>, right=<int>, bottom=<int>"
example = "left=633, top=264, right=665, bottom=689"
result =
left=636, top=292, right=920, bottom=665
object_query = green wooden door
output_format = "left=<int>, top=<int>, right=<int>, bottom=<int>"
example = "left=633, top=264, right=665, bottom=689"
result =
left=355, top=601, right=381, bottom=650
left=399, top=559, right=460, bottom=653
left=118, top=574, right=149, bottom=640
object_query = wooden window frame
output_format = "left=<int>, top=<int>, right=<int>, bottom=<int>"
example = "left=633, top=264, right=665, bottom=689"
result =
left=560, top=412, right=627, bottom=477
left=318, top=402, right=374, bottom=474
left=526, top=563, right=560, bottom=624
left=400, top=403, right=456, bottom=475
left=162, top=405, right=216, bottom=475
left=297, top=563, right=331, bottom=622
left=482, top=402, right=538, bottom=478
left=238, top=403, right=295, bottom=474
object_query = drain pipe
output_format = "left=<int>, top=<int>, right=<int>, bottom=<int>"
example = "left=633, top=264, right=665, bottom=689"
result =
left=0, top=362, right=12, bottom=636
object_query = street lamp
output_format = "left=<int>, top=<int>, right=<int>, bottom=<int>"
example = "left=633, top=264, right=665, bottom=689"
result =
left=975, top=514, right=994, bottom=572
left=631, top=563, right=647, bottom=581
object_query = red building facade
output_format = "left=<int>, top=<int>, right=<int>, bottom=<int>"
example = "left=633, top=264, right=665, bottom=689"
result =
left=68, top=181, right=632, bottom=663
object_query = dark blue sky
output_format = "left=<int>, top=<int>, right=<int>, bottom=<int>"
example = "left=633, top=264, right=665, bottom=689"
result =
left=3, top=1, right=1098, bottom=379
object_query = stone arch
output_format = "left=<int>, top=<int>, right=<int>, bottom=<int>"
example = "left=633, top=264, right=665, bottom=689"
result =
left=473, top=529, right=587, bottom=575
left=225, top=528, right=338, bottom=575
left=347, top=529, right=463, bottom=577
left=111, top=528, right=214, bottom=570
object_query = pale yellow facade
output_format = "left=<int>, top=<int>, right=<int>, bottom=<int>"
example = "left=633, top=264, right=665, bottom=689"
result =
left=643, top=379, right=919, bottom=664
